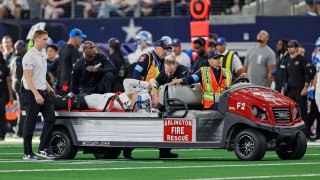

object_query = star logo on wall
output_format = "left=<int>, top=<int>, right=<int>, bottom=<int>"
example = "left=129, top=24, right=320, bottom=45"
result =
left=122, top=18, right=142, bottom=42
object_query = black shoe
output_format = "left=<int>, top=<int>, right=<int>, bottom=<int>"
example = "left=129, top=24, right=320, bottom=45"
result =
left=159, top=152, right=179, bottom=158
left=23, top=153, right=39, bottom=161
left=123, top=148, right=134, bottom=159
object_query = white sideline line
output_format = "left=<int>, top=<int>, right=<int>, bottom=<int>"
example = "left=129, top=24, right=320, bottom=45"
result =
left=189, top=174, right=320, bottom=180
left=1, top=162, right=320, bottom=173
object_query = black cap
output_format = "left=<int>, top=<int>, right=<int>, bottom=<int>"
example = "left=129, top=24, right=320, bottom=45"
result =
left=208, top=50, right=223, bottom=59
left=14, top=40, right=26, bottom=50
left=287, top=40, right=299, bottom=48
left=154, top=40, right=172, bottom=50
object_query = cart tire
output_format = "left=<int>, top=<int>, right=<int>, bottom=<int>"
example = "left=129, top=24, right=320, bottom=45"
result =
left=234, top=129, right=267, bottom=161
left=93, top=148, right=122, bottom=159
left=49, top=129, right=78, bottom=159
left=276, top=131, right=307, bottom=160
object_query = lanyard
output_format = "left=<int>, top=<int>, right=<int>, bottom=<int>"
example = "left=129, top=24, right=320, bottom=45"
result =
left=150, top=50, right=162, bottom=71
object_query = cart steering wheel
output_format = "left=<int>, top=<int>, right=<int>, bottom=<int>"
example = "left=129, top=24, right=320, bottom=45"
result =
left=232, top=76, right=250, bottom=85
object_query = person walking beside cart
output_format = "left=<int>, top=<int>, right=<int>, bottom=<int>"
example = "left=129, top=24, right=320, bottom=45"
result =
left=22, top=30, right=56, bottom=160
left=171, top=50, right=233, bottom=110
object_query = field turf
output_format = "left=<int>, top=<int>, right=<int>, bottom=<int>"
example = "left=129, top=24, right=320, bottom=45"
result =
left=0, top=140, right=320, bottom=180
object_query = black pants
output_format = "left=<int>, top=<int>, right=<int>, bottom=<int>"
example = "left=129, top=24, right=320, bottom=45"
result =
left=81, top=72, right=116, bottom=94
left=287, top=88, right=309, bottom=137
left=308, top=99, right=320, bottom=137
left=23, top=90, right=55, bottom=155
left=0, top=95, right=8, bottom=139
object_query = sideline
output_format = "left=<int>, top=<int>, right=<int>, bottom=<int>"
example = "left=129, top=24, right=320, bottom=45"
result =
left=188, top=174, right=320, bottom=180
left=1, top=162, right=320, bottom=173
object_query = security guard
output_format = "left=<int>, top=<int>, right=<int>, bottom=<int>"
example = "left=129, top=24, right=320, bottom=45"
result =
left=132, top=39, right=171, bottom=81
left=216, top=37, right=243, bottom=77
left=171, top=50, right=232, bottom=110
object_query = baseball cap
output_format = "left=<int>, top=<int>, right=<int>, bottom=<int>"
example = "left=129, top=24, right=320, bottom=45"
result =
left=69, top=28, right=87, bottom=39
left=172, top=38, right=181, bottom=46
left=14, top=40, right=26, bottom=49
left=287, top=40, right=299, bottom=48
left=208, top=50, right=223, bottom=59
left=154, top=40, right=172, bottom=50
left=216, top=37, right=227, bottom=45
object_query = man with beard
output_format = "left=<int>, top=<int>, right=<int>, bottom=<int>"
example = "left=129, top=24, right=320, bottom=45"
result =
left=243, top=30, right=276, bottom=87
left=274, top=39, right=289, bottom=92
left=192, top=38, right=208, bottom=73
left=282, top=40, right=311, bottom=138
left=59, top=28, right=86, bottom=93
left=70, top=41, right=116, bottom=94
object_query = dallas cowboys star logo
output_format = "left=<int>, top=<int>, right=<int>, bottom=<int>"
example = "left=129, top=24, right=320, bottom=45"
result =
left=122, top=18, right=142, bottom=42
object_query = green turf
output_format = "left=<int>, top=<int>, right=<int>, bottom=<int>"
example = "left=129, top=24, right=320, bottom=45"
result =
left=0, top=142, right=320, bottom=179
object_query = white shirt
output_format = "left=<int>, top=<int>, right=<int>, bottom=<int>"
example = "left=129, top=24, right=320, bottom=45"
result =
left=22, top=47, right=48, bottom=90
left=167, top=51, right=191, bottom=69
left=222, top=49, right=243, bottom=73
left=128, top=46, right=154, bottom=64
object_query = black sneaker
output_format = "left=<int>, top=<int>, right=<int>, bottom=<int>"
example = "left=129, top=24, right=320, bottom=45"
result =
left=23, top=154, right=39, bottom=161
left=36, top=149, right=56, bottom=160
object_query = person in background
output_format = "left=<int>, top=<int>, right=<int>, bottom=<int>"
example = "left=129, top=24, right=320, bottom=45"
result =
left=216, top=37, right=243, bottom=77
left=59, top=28, right=86, bottom=94
left=166, top=38, right=191, bottom=71
left=0, top=0, right=30, bottom=20
left=46, top=44, right=60, bottom=90
left=2, top=36, right=14, bottom=65
left=9, top=40, right=27, bottom=137
left=128, top=30, right=153, bottom=65
left=243, top=30, right=276, bottom=87
left=0, top=52, right=14, bottom=141
left=192, top=38, right=209, bottom=73
left=274, top=39, right=289, bottom=93
left=107, top=37, right=129, bottom=92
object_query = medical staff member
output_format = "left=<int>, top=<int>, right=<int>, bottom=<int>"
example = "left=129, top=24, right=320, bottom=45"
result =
left=22, top=30, right=55, bottom=160
left=132, top=40, right=171, bottom=82
left=171, top=50, right=232, bottom=110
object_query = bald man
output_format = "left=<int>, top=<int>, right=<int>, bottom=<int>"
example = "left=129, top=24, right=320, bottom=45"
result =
left=70, top=41, right=116, bottom=94
left=243, top=30, right=276, bottom=87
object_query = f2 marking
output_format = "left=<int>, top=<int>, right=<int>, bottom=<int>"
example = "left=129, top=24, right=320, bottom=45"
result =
left=236, top=102, right=246, bottom=110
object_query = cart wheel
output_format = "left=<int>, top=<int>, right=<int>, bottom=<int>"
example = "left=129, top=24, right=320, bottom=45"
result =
left=49, top=129, right=78, bottom=159
left=93, top=148, right=122, bottom=159
left=276, top=131, right=307, bottom=160
left=234, top=129, right=267, bottom=161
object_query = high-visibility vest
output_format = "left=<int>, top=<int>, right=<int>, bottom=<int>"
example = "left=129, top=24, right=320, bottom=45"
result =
left=145, top=53, right=160, bottom=82
left=220, top=50, right=234, bottom=72
left=200, top=67, right=232, bottom=108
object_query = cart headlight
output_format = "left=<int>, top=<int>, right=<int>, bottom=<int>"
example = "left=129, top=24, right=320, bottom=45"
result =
left=293, top=106, right=300, bottom=120
left=251, top=105, right=267, bottom=120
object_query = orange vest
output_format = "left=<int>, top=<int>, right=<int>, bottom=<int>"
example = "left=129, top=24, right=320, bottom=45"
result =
left=200, top=67, right=232, bottom=108
left=145, top=53, right=160, bottom=82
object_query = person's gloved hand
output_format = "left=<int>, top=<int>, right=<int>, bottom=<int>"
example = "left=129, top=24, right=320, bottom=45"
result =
left=308, top=89, right=315, bottom=100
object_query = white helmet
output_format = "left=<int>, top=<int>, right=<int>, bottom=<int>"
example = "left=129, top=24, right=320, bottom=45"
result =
left=316, top=36, right=320, bottom=47
left=135, top=30, right=152, bottom=45
left=160, top=36, right=172, bottom=46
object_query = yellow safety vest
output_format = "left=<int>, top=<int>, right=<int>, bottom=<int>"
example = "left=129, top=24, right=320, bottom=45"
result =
left=145, top=53, right=160, bottom=82
left=220, top=51, right=235, bottom=72
left=200, top=67, right=232, bottom=108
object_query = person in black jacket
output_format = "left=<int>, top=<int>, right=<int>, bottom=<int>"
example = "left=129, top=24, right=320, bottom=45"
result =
left=274, top=39, right=289, bottom=92
left=70, top=41, right=116, bottom=94
left=283, top=40, right=312, bottom=138
left=192, top=38, right=208, bottom=73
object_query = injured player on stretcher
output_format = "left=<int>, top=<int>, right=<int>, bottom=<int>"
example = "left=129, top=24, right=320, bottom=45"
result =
left=53, top=78, right=159, bottom=111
